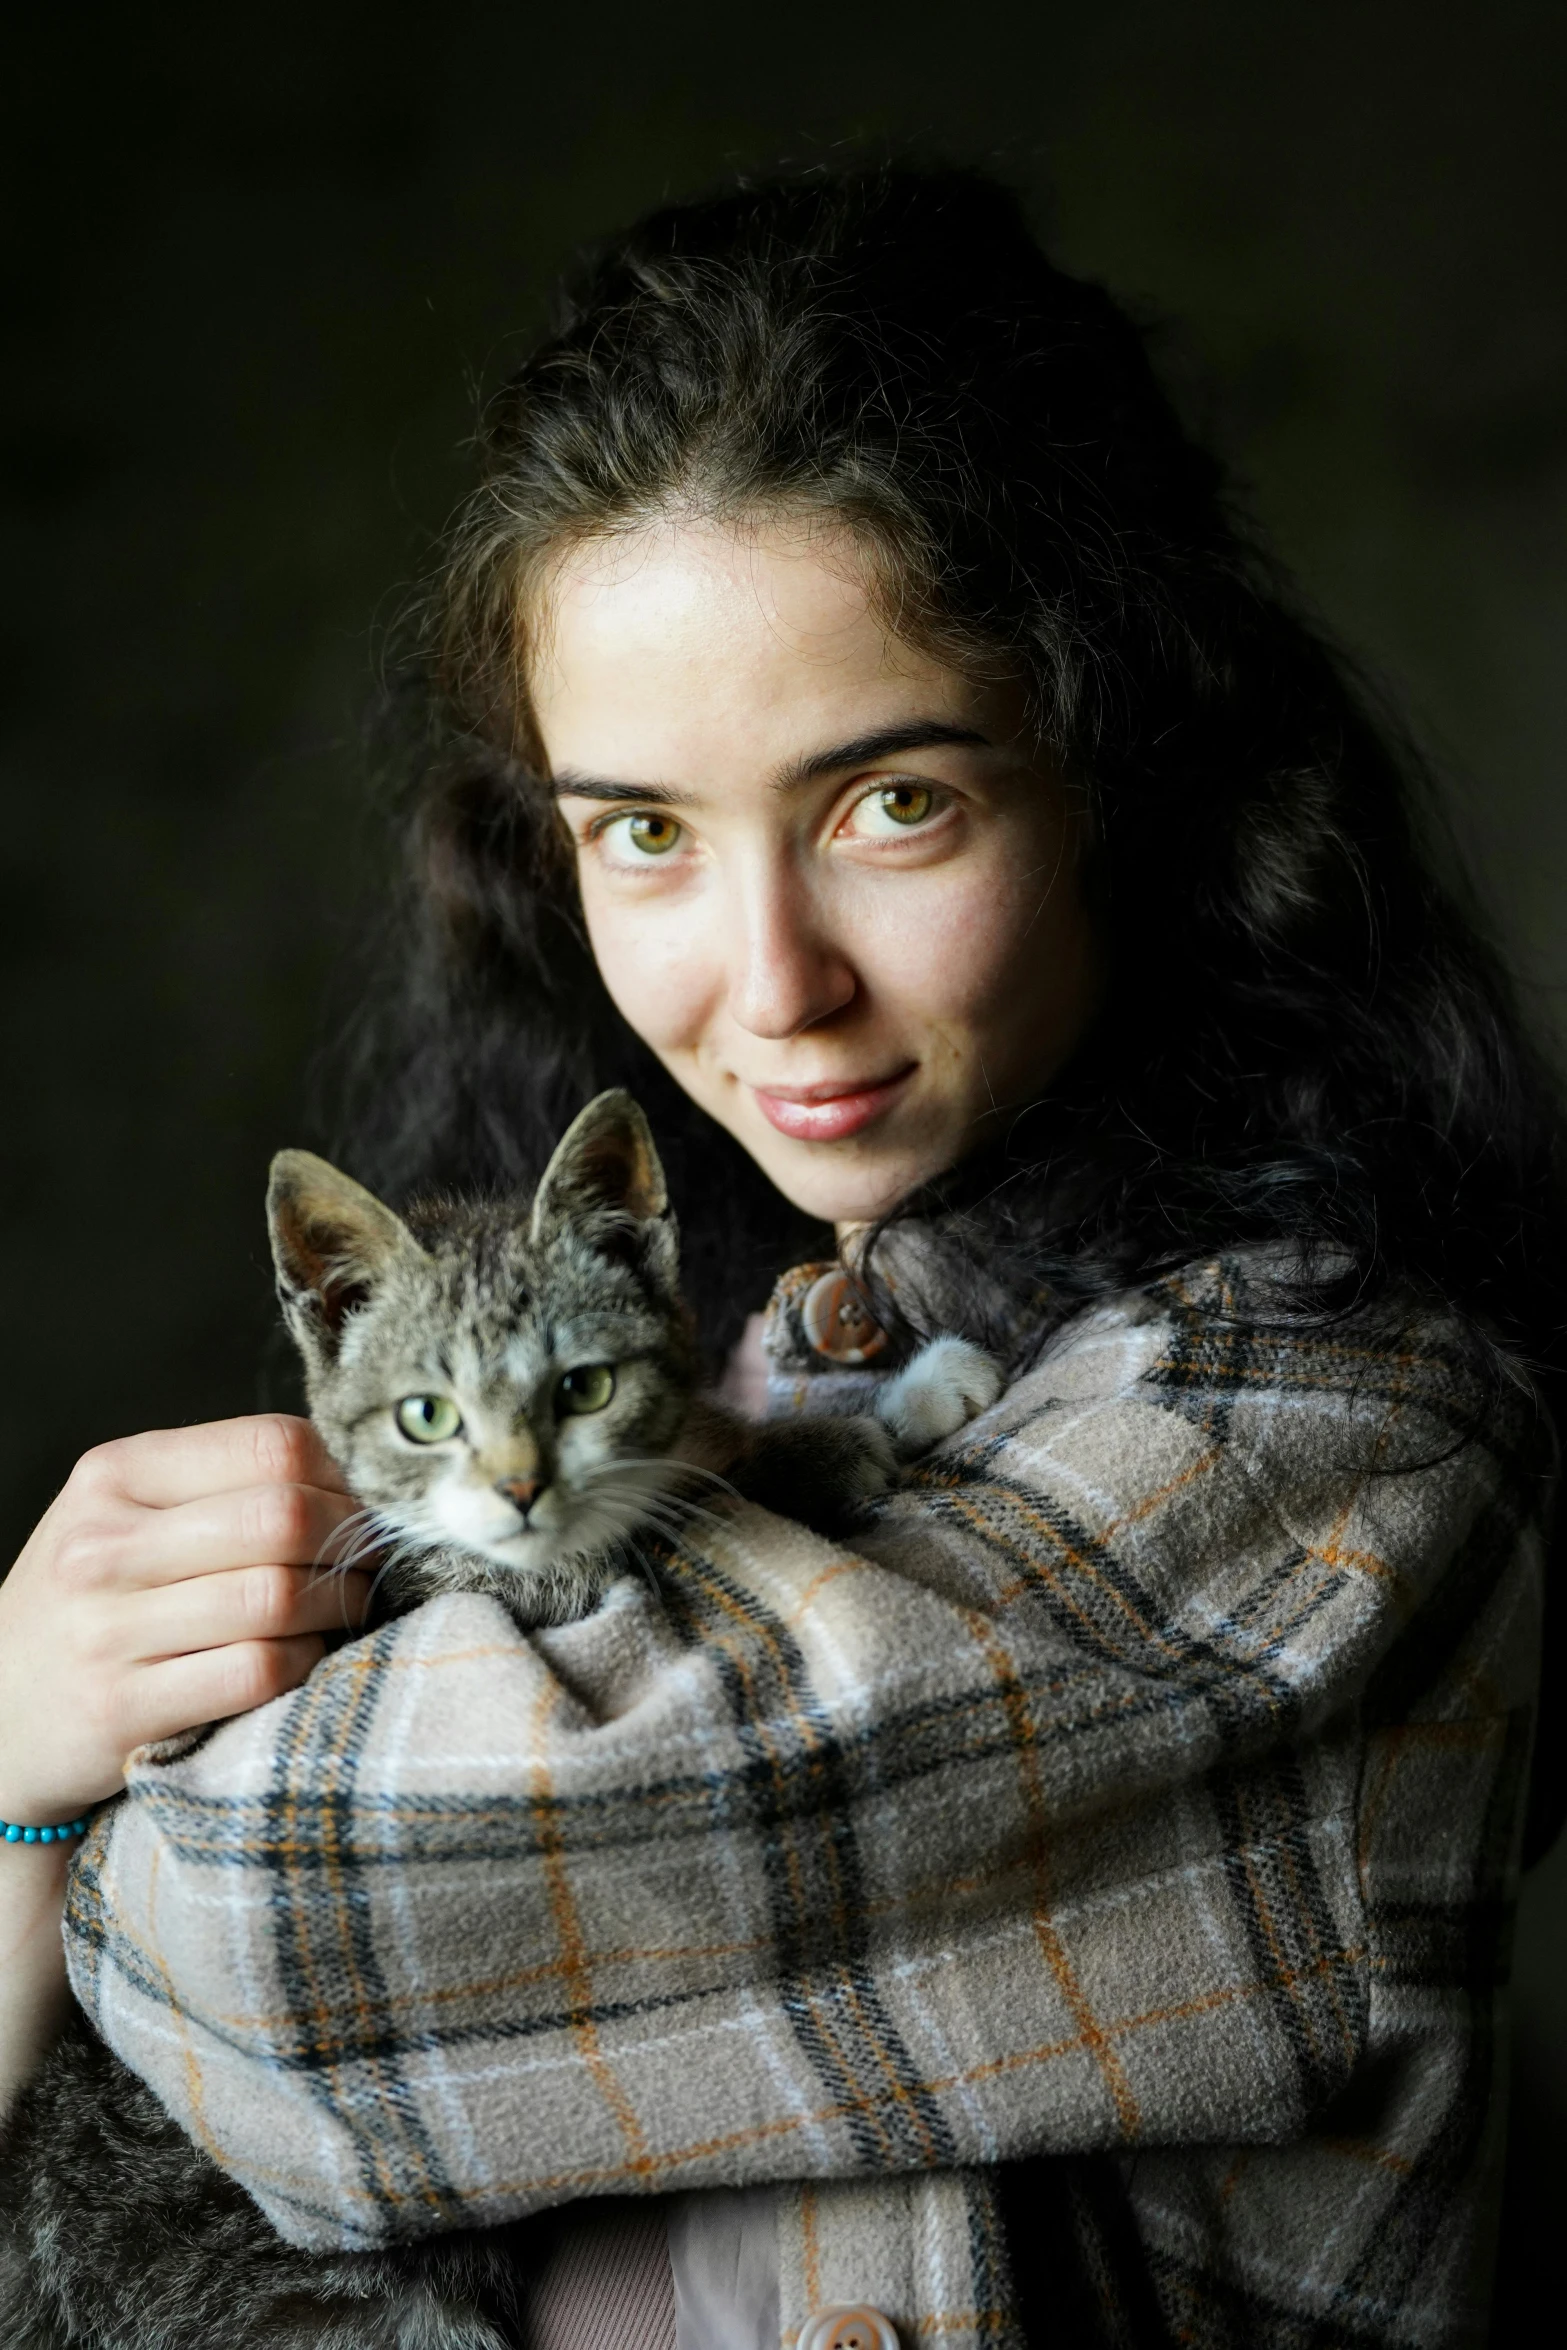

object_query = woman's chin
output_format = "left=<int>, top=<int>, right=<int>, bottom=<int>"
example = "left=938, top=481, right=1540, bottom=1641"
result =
left=743, top=1124, right=952, bottom=1229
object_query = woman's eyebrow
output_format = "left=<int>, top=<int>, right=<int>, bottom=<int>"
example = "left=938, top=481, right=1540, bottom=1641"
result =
left=772, top=720, right=990, bottom=787
left=549, top=773, right=700, bottom=805
left=548, top=721, right=989, bottom=805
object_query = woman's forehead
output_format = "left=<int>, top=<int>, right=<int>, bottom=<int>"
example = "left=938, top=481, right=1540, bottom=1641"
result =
left=528, top=514, right=991, bottom=788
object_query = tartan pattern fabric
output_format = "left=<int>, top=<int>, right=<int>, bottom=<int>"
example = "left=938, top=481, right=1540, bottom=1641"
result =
left=63, top=1251, right=1547, bottom=2349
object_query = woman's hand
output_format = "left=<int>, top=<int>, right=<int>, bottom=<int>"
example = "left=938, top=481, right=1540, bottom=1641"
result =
left=0, top=1414, right=369, bottom=1826
left=0, top=1414, right=368, bottom=2118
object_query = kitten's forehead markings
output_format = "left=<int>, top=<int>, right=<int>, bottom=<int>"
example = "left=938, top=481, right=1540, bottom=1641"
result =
left=449, top=1323, right=511, bottom=1393
left=363, top=1348, right=454, bottom=1401
left=502, top=1330, right=551, bottom=1386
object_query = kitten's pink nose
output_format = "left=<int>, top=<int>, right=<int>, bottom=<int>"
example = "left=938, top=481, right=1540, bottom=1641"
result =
left=495, top=1474, right=543, bottom=1514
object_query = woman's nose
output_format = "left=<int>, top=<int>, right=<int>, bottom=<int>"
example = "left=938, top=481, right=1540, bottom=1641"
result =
left=725, top=860, right=856, bottom=1039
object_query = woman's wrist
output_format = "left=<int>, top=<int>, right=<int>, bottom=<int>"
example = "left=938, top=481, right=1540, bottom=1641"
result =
left=0, top=1836, right=72, bottom=2120
left=0, top=1809, right=96, bottom=1849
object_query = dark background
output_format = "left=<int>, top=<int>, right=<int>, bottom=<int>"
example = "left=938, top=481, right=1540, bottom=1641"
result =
left=4, top=0, right=1562, bottom=2314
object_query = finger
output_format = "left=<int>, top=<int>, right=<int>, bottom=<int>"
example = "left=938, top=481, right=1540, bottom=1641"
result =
left=100, top=1481, right=367, bottom=1591
left=72, top=1417, right=350, bottom=1510
left=126, top=1636, right=328, bottom=1747
left=124, top=1565, right=374, bottom=1661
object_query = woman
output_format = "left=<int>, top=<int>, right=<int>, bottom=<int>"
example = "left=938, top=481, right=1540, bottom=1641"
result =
left=0, top=164, right=1559, bottom=2349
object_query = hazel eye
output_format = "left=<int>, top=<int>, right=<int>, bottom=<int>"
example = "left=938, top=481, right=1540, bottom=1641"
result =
left=877, top=782, right=933, bottom=825
left=842, top=780, right=943, bottom=841
left=557, top=1364, right=616, bottom=1415
left=612, top=812, right=682, bottom=857
left=395, top=1394, right=463, bottom=1444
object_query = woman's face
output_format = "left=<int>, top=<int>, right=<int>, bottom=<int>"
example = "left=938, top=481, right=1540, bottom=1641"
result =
left=531, top=516, right=1100, bottom=1229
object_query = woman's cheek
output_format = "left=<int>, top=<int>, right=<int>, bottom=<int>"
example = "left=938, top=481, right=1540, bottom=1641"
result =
left=853, top=827, right=1095, bottom=1107
left=580, top=879, right=715, bottom=1059
left=852, top=858, right=1028, bottom=1027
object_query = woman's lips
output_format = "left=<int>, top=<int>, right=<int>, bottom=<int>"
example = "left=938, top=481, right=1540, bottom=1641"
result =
left=749, top=1067, right=915, bottom=1142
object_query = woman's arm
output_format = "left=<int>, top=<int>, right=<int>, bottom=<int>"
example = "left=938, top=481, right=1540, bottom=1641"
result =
left=0, top=1415, right=368, bottom=2121
left=0, top=1844, right=71, bottom=2117
left=61, top=1269, right=1545, bottom=2250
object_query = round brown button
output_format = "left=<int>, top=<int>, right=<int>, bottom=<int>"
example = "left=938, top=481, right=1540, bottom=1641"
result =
left=800, top=1269, right=888, bottom=1365
left=797, top=2306, right=901, bottom=2350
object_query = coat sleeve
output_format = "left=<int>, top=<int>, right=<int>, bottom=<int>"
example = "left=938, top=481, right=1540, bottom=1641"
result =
left=62, top=1265, right=1544, bottom=2250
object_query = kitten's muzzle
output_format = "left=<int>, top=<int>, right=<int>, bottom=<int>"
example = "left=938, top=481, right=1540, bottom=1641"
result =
left=494, top=1473, right=544, bottom=1516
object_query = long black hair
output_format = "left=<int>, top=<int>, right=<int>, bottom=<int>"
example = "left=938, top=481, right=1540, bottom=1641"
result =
left=344, top=162, right=1566, bottom=1845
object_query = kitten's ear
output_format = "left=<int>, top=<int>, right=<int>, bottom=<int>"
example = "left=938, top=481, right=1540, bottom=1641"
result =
left=267, top=1151, right=420, bottom=1360
left=531, top=1091, right=677, bottom=1287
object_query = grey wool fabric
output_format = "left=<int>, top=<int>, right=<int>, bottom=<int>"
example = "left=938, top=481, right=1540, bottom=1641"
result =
left=63, top=1248, right=1548, bottom=2349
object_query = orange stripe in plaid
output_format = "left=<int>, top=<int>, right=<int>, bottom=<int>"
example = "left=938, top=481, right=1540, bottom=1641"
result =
left=1264, top=1793, right=1361, bottom=2071
left=138, top=1647, right=1163, bottom=1870
left=801, top=2181, right=822, bottom=2306
left=1317, top=2133, right=1415, bottom=2178
left=675, top=1545, right=958, bottom=2178
left=183, top=1926, right=779, bottom=2036
left=292, top=1638, right=445, bottom=2213
left=674, top=1551, right=835, bottom=1939
left=935, top=1476, right=1289, bottom=1720
left=207, top=1935, right=1369, bottom=2210
left=823, top=1963, right=952, bottom=2169
left=107, top=1805, right=1334, bottom=2045
left=1299, top=1538, right=1404, bottom=1592
left=787, top=1552, right=875, bottom=1622
left=375, top=1642, right=538, bottom=1668
left=962, top=1607, right=1142, bottom=2141
left=674, top=1546, right=925, bottom=2169
left=913, top=2315, right=1015, bottom=2336
left=1356, top=1715, right=1505, bottom=1878
left=528, top=1676, right=652, bottom=2176
left=143, top=1841, right=230, bottom=2176
left=973, top=1461, right=1214, bottom=1613
left=1155, top=1277, right=1436, bottom=1389
left=1297, top=1358, right=1417, bottom=1608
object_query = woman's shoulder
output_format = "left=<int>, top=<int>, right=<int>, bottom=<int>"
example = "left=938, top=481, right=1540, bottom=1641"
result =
left=767, top=1226, right=1552, bottom=1487
left=1015, top=1244, right=1551, bottom=1481
left=846, top=1244, right=1550, bottom=1732
left=761, top=1230, right=1554, bottom=1559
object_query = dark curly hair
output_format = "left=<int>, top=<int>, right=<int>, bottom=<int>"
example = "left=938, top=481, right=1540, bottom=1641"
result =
left=342, top=162, right=1566, bottom=1850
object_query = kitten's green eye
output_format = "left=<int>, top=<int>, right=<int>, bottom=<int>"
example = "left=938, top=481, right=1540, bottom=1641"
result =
left=395, top=1394, right=463, bottom=1444
left=557, top=1364, right=615, bottom=1415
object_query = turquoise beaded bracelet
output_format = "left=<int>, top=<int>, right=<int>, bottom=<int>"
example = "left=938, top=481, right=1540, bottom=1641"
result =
left=2, top=1814, right=93, bottom=1847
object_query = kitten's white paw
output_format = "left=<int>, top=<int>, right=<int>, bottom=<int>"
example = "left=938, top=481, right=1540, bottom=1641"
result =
left=875, top=1335, right=1004, bottom=1456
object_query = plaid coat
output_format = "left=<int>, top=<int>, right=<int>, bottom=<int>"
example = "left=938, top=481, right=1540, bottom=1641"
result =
left=64, top=1246, right=1548, bottom=2349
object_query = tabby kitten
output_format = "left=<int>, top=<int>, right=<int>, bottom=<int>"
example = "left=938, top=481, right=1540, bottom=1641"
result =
left=266, top=1087, right=962, bottom=1622
left=0, top=1091, right=999, bottom=2350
